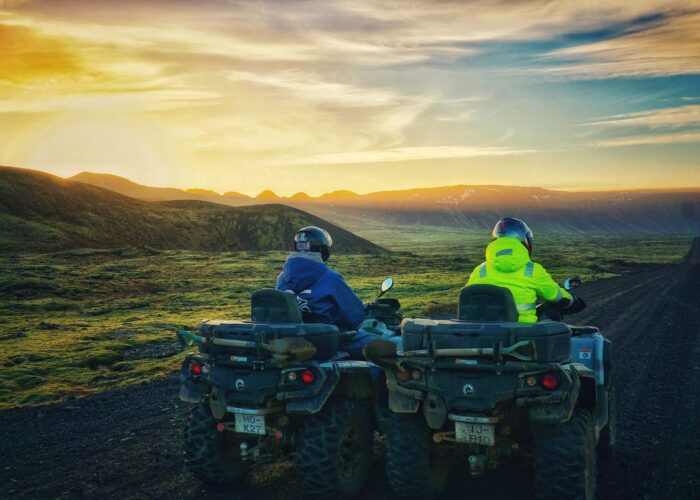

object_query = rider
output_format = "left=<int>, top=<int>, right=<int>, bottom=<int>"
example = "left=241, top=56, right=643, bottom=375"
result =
left=466, top=217, right=585, bottom=323
left=276, top=226, right=370, bottom=357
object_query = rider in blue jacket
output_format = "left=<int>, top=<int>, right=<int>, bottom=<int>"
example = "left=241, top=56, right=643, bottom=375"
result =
left=276, top=227, right=367, bottom=356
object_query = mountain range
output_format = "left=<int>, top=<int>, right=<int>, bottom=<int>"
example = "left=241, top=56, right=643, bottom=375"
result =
left=69, top=172, right=700, bottom=234
left=0, top=167, right=383, bottom=253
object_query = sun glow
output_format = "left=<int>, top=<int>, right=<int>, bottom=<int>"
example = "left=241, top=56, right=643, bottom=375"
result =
left=9, top=113, right=180, bottom=183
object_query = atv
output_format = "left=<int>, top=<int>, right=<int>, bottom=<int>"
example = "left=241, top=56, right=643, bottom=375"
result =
left=364, top=276, right=615, bottom=500
left=177, top=277, right=400, bottom=499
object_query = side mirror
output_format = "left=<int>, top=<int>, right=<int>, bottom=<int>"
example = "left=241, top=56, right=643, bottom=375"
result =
left=564, top=275, right=581, bottom=291
left=375, top=276, right=394, bottom=301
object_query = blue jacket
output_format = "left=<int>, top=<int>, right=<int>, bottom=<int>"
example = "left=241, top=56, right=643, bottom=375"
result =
left=276, top=252, right=364, bottom=332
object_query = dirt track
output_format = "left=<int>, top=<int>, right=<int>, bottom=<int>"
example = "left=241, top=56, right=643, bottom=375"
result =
left=2, top=242, right=699, bottom=500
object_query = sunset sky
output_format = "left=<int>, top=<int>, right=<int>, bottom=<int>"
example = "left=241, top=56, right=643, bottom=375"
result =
left=1, top=0, right=699, bottom=196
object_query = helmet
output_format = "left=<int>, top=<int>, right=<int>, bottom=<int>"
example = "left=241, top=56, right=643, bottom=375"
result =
left=492, top=217, right=533, bottom=254
left=294, top=226, right=333, bottom=262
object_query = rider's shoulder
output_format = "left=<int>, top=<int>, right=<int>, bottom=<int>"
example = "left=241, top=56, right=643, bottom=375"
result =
left=324, top=267, right=347, bottom=283
left=529, top=261, right=551, bottom=276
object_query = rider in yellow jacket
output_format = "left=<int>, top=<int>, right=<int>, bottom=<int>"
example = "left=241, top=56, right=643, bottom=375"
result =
left=467, top=218, right=581, bottom=323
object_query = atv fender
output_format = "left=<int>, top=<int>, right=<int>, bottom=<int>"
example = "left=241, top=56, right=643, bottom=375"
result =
left=527, top=365, right=584, bottom=424
left=285, top=363, right=341, bottom=415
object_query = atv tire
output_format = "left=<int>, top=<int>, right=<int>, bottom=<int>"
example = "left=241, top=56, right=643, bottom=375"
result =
left=385, top=413, right=449, bottom=500
left=297, top=400, right=373, bottom=500
left=532, top=407, right=597, bottom=500
left=184, top=399, right=250, bottom=484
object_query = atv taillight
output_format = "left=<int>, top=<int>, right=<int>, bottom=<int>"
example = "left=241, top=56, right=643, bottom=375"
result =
left=541, top=373, right=559, bottom=390
left=301, top=370, right=315, bottom=384
left=190, top=361, right=203, bottom=375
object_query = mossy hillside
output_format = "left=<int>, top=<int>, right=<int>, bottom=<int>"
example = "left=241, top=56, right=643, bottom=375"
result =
left=0, top=234, right=692, bottom=409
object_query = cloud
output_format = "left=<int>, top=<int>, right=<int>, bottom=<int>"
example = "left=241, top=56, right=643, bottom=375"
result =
left=283, top=145, right=535, bottom=165
left=228, top=70, right=414, bottom=108
left=588, top=105, right=700, bottom=129
left=0, top=22, right=83, bottom=82
left=587, top=104, right=700, bottom=147
left=597, top=131, right=700, bottom=147
left=544, top=10, right=700, bottom=78
left=435, top=110, right=476, bottom=122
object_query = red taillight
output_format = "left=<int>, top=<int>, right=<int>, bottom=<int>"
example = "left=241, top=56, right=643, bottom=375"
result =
left=301, top=370, right=315, bottom=384
left=190, top=361, right=203, bottom=375
left=541, top=373, right=559, bottom=390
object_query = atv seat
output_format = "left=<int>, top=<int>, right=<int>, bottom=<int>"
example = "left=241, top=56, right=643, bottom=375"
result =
left=458, top=285, right=519, bottom=322
left=251, top=288, right=303, bottom=323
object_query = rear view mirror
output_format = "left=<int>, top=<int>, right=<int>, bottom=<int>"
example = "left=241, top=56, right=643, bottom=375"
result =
left=564, top=275, right=582, bottom=291
left=375, top=276, right=394, bottom=301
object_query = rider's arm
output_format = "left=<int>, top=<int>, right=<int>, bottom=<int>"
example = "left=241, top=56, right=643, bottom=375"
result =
left=532, top=263, right=573, bottom=305
left=330, top=274, right=364, bottom=331
left=275, top=272, right=285, bottom=290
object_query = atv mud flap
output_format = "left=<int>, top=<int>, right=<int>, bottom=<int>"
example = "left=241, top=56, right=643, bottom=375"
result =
left=178, top=355, right=207, bottom=404
left=522, top=366, right=582, bottom=424
left=179, top=379, right=207, bottom=404
left=285, top=365, right=341, bottom=415
left=386, top=372, right=421, bottom=414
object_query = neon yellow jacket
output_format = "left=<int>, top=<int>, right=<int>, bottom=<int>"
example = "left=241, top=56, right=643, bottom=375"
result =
left=466, top=237, right=572, bottom=323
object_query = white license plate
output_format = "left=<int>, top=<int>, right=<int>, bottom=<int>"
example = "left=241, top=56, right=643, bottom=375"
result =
left=234, top=414, right=266, bottom=435
left=455, top=422, right=495, bottom=446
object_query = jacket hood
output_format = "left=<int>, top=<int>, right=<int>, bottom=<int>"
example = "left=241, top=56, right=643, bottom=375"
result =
left=280, top=252, right=327, bottom=292
left=485, top=237, right=530, bottom=273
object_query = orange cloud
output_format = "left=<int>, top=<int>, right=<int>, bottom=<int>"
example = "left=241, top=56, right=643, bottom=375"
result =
left=0, top=23, right=83, bottom=82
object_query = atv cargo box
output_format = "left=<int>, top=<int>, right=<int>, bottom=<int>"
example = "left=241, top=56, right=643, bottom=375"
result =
left=198, top=320, right=340, bottom=360
left=401, top=318, right=571, bottom=363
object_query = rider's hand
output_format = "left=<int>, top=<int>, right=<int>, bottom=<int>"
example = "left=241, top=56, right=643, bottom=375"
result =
left=566, top=295, right=586, bottom=314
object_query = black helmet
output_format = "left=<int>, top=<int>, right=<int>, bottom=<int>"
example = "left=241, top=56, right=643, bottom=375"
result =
left=492, top=217, right=533, bottom=254
left=294, top=226, right=333, bottom=262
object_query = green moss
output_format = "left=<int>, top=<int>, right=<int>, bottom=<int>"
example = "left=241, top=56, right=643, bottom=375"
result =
left=0, top=234, right=692, bottom=409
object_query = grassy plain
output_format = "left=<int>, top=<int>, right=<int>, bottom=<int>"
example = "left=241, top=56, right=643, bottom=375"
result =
left=0, top=232, right=692, bottom=409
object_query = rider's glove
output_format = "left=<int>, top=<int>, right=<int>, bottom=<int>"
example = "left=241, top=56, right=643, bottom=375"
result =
left=564, top=295, right=586, bottom=314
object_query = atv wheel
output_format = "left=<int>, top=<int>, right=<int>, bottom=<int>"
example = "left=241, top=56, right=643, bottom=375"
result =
left=184, top=399, right=250, bottom=484
left=297, top=400, right=373, bottom=500
left=532, top=407, right=597, bottom=500
left=385, top=413, right=449, bottom=500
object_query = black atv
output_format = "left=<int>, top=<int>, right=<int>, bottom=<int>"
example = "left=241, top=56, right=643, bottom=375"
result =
left=177, top=278, right=400, bottom=499
left=365, top=276, right=614, bottom=500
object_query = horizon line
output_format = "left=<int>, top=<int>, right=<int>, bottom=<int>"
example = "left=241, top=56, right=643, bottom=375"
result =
left=5, top=164, right=700, bottom=198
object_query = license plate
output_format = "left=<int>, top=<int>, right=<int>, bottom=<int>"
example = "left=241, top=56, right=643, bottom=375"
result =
left=234, top=414, right=266, bottom=435
left=455, top=422, right=495, bottom=446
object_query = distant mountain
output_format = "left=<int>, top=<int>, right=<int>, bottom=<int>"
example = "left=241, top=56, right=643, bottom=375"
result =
left=0, top=167, right=384, bottom=253
left=256, top=189, right=281, bottom=201
left=67, top=171, right=700, bottom=234
left=290, top=192, right=312, bottom=201
left=291, top=185, right=700, bottom=234
left=69, top=172, right=255, bottom=207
